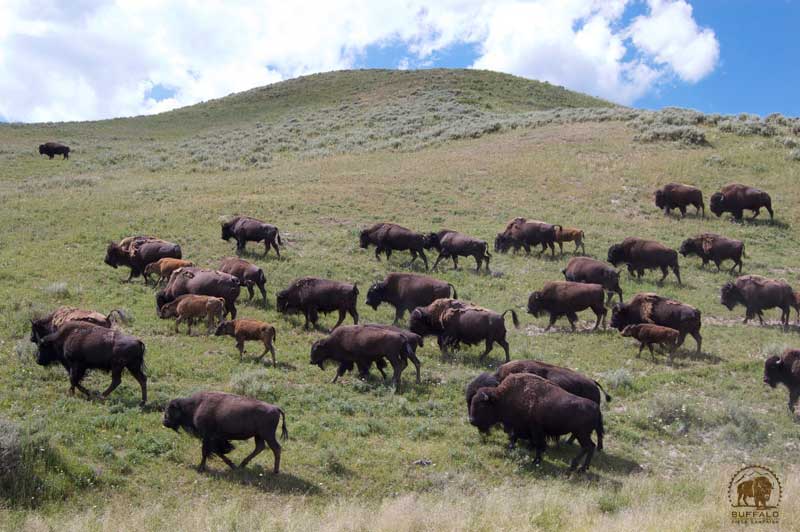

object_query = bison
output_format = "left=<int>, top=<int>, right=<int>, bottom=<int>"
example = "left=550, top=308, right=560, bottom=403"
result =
left=494, top=218, right=561, bottom=257
left=105, top=236, right=182, bottom=283
left=527, top=281, right=607, bottom=331
left=679, top=233, right=744, bottom=274
left=607, top=237, right=681, bottom=285
left=611, top=293, right=702, bottom=353
left=276, top=277, right=359, bottom=330
left=309, top=325, right=420, bottom=386
left=654, top=183, right=704, bottom=218
left=562, top=257, right=623, bottom=305
left=427, top=229, right=491, bottom=272
left=620, top=324, right=679, bottom=360
left=219, top=257, right=267, bottom=305
left=720, top=275, right=794, bottom=328
left=221, top=216, right=283, bottom=256
left=35, top=321, right=147, bottom=406
left=214, top=319, right=277, bottom=365
left=163, top=391, right=287, bottom=473
left=709, top=183, right=773, bottom=221
left=359, top=222, right=430, bottom=270
left=39, top=142, right=70, bottom=159
left=469, top=373, right=604, bottom=471
left=409, top=298, right=518, bottom=362
left=157, top=267, right=241, bottom=319
left=365, top=272, right=456, bottom=324
left=143, top=258, right=194, bottom=286
left=30, top=306, right=122, bottom=344
left=158, top=294, right=226, bottom=334
left=763, top=348, right=800, bottom=413
left=554, top=226, right=586, bottom=255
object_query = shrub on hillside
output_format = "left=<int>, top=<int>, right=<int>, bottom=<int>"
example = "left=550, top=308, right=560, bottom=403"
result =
left=634, top=125, right=708, bottom=146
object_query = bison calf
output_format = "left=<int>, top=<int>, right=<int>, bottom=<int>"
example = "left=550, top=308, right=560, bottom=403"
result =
left=163, top=391, right=288, bottom=473
left=763, top=349, right=800, bottom=413
left=554, top=227, right=586, bottom=255
left=143, top=258, right=194, bottom=286
left=215, top=319, right=277, bottom=365
left=158, top=294, right=226, bottom=334
left=620, top=324, right=679, bottom=360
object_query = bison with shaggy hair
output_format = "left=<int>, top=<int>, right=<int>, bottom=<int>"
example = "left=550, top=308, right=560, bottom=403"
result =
left=277, top=277, right=359, bottom=330
left=709, top=183, right=773, bottom=221
left=105, top=236, right=182, bottom=283
left=679, top=233, right=744, bottom=274
left=607, top=237, right=681, bottom=285
left=720, top=275, right=794, bottom=328
left=427, top=229, right=491, bottom=272
left=359, top=222, right=430, bottom=270
left=611, top=293, right=702, bottom=354
left=654, top=183, right=704, bottom=218
left=494, top=218, right=561, bottom=257
left=763, top=349, right=800, bottom=413
left=221, top=216, right=283, bottom=256
left=39, top=142, right=70, bottom=159
left=30, top=306, right=123, bottom=344
left=365, top=272, right=456, bottom=324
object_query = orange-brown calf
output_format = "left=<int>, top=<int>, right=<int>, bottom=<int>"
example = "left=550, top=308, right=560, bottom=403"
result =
left=621, top=323, right=679, bottom=360
left=554, top=227, right=586, bottom=255
left=158, top=294, right=225, bottom=334
left=215, top=319, right=277, bottom=365
left=143, top=258, right=194, bottom=286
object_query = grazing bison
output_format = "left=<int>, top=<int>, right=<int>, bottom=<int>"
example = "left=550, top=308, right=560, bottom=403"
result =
left=607, top=237, right=681, bottom=285
left=469, top=373, right=604, bottom=471
left=214, top=319, right=277, bottom=365
left=763, top=348, right=800, bottom=413
left=554, top=226, right=586, bottom=255
left=105, top=236, right=182, bottom=283
left=157, top=267, right=241, bottom=319
left=720, top=275, right=794, bottom=328
left=409, top=299, right=518, bottom=362
left=143, top=258, right=194, bottom=286
left=39, top=142, right=70, bottom=159
left=464, top=372, right=502, bottom=409
left=527, top=281, right=607, bottom=331
left=221, top=216, right=283, bottom=256
left=309, top=325, right=420, bottom=386
left=427, top=229, right=491, bottom=271
left=679, top=233, right=744, bottom=274
left=654, top=183, right=705, bottom=217
left=359, top=223, right=430, bottom=269
left=709, top=183, right=773, bottom=221
left=163, top=391, right=287, bottom=473
left=35, top=322, right=147, bottom=406
left=219, top=257, right=267, bottom=305
left=494, top=218, right=561, bottom=257
left=277, top=277, right=359, bottom=330
left=365, top=272, right=456, bottom=324
left=620, top=324, right=679, bottom=360
left=611, top=293, right=702, bottom=353
left=158, top=294, right=226, bottom=334
left=562, top=257, right=623, bottom=305
left=30, top=306, right=122, bottom=343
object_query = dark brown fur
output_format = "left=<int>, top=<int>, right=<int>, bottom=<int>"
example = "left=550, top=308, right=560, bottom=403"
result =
left=710, top=183, right=773, bottom=221
left=157, top=267, right=241, bottom=319
left=562, top=256, right=623, bottom=305
left=219, top=257, right=267, bottom=305
left=679, top=233, right=744, bottom=273
left=427, top=229, right=491, bottom=272
left=611, top=292, right=702, bottom=353
left=39, top=142, right=70, bottom=159
left=105, top=236, right=182, bottom=283
left=763, top=349, right=800, bottom=413
left=276, top=277, right=359, bottom=330
left=720, top=275, right=794, bottom=328
left=359, top=223, right=430, bottom=270
left=221, top=216, right=283, bottom=256
left=654, top=183, right=704, bottom=217
left=607, top=237, right=681, bottom=285
left=365, top=272, right=456, bottom=324
left=527, top=281, right=607, bottom=331
left=494, top=218, right=561, bottom=257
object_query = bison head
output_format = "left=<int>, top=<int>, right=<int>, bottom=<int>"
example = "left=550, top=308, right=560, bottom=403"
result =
left=468, top=389, right=500, bottom=433
left=763, top=356, right=784, bottom=388
left=465, top=373, right=500, bottom=410
left=38, top=144, right=46, bottom=155
left=155, top=290, right=174, bottom=312
left=654, top=189, right=665, bottom=209
left=104, top=242, right=124, bottom=268
left=214, top=320, right=235, bottom=336
left=157, top=301, right=178, bottom=319
left=35, top=335, right=63, bottom=366
left=709, top=192, right=725, bottom=217
left=220, top=221, right=235, bottom=241
left=365, top=282, right=386, bottom=310
left=526, top=292, right=544, bottom=317
left=425, top=232, right=442, bottom=251
left=494, top=233, right=512, bottom=253
left=609, top=303, right=633, bottom=331
left=408, top=308, right=437, bottom=337
left=359, top=230, right=371, bottom=249
left=719, top=282, right=740, bottom=310
left=620, top=324, right=637, bottom=337
left=162, top=399, right=190, bottom=432
left=276, top=289, right=292, bottom=313
left=679, top=238, right=700, bottom=257
left=607, top=244, right=625, bottom=266
left=29, top=318, right=51, bottom=344
left=309, top=339, right=328, bottom=368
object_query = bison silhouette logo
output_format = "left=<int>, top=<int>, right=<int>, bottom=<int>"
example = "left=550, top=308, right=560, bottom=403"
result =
left=728, top=465, right=782, bottom=525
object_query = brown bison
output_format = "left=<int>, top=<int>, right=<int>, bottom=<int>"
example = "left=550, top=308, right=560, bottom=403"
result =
left=469, top=373, right=604, bottom=471
left=427, top=229, right=491, bottom=271
left=562, top=257, right=623, bottom=305
left=39, top=142, right=70, bottom=159
left=554, top=226, right=586, bottom=255
left=29, top=306, right=123, bottom=343
left=611, top=293, right=702, bottom=353
left=163, top=391, right=287, bottom=473
left=219, top=257, right=267, bottom=305
left=276, top=277, right=359, bottom=330
left=679, top=233, right=744, bottom=273
left=309, top=325, right=420, bottom=386
left=736, top=477, right=774, bottom=509
left=359, top=222, right=430, bottom=269
left=158, top=294, right=226, bottom=334
left=720, top=275, right=794, bottom=328
left=710, top=183, right=773, bottom=221
left=494, top=218, right=561, bottom=257
left=365, top=272, right=456, bottom=324
left=221, top=216, right=283, bottom=256
left=143, top=258, right=194, bottom=286
left=763, top=348, right=800, bottom=413
left=35, top=321, right=147, bottom=406
left=607, top=237, right=681, bottom=285
left=214, top=320, right=277, bottom=365
left=620, top=324, right=680, bottom=360
left=105, top=236, right=182, bottom=283
left=654, top=183, right=704, bottom=217
left=409, top=298, right=518, bottom=362
left=157, top=267, right=241, bottom=319
left=527, top=281, right=607, bottom=331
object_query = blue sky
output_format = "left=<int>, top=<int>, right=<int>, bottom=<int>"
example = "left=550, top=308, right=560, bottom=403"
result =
left=0, top=1, right=796, bottom=122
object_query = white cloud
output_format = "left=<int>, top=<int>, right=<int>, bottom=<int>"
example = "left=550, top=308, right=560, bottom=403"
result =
left=0, top=0, right=719, bottom=122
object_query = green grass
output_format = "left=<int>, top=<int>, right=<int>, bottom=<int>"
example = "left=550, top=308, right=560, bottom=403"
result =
left=1, top=69, right=800, bottom=530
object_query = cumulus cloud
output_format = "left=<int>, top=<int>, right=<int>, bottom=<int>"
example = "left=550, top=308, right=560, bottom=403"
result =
left=0, top=0, right=719, bottom=122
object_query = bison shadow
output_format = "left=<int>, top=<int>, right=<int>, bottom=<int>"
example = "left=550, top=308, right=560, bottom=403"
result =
left=207, top=466, right=321, bottom=495
left=666, top=347, right=724, bottom=365
left=728, top=217, right=789, bottom=230
left=236, top=248, right=283, bottom=261
left=233, top=357, right=297, bottom=371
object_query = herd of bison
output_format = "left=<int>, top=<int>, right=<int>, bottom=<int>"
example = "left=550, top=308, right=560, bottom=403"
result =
left=25, top=172, right=800, bottom=474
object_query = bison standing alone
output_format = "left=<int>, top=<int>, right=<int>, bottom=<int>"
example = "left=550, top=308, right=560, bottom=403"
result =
left=221, top=216, right=283, bottom=257
left=39, top=142, right=70, bottom=159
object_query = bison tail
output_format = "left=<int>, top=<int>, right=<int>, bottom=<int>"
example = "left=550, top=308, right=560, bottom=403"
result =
left=594, top=380, right=612, bottom=403
left=352, top=282, right=359, bottom=297
left=448, top=283, right=458, bottom=299
left=741, top=243, right=747, bottom=258
left=502, top=309, right=520, bottom=328
left=174, top=245, right=183, bottom=260
left=106, top=308, right=131, bottom=325
left=258, top=268, right=267, bottom=286
left=404, top=340, right=415, bottom=359
left=137, top=341, right=148, bottom=377
left=279, top=408, right=289, bottom=441
left=596, top=412, right=605, bottom=451
left=276, top=231, right=283, bottom=246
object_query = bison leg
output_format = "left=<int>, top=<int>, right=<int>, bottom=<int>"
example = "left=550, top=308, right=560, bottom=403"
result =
left=647, top=343, right=655, bottom=360
left=474, top=254, right=482, bottom=271
left=237, top=339, right=245, bottom=361
left=690, top=330, right=702, bottom=354
left=592, top=307, right=605, bottom=330
left=236, top=238, right=246, bottom=254
left=672, top=265, right=682, bottom=285
left=246, top=284, right=254, bottom=300
left=330, top=309, right=348, bottom=331
left=348, top=306, right=359, bottom=326
left=48, top=153, right=54, bottom=159
left=100, top=367, right=124, bottom=400
left=567, top=312, right=579, bottom=332
left=451, top=255, right=459, bottom=270
left=265, top=434, right=282, bottom=474
left=374, top=247, right=383, bottom=261
left=407, top=351, right=422, bottom=384
left=239, top=438, right=266, bottom=469
left=544, top=314, right=558, bottom=332
left=199, top=439, right=212, bottom=471
left=572, top=434, right=596, bottom=472
left=69, top=366, right=92, bottom=398
left=431, top=252, right=446, bottom=271
left=766, top=205, right=774, bottom=220
left=331, top=363, right=349, bottom=383
left=128, top=364, right=148, bottom=406
left=387, top=354, right=404, bottom=388
left=679, top=206, right=687, bottom=218
left=788, top=388, right=799, bottom=413
left=658, top=266, right=669, bottom=284
left=556, top=241, right=563, bottom=255
left=750, top=207, right=761, bottom=220
left=637, top=342, right=644, bottom=358
left=419, top=249, right=429, bottom=270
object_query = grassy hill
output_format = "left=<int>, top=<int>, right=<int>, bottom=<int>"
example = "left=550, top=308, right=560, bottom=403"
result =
left=1, top=69, right=799, bottom=531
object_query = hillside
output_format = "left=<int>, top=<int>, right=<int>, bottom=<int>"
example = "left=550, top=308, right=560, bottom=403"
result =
left=1, top=69, right=800, bottom=530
